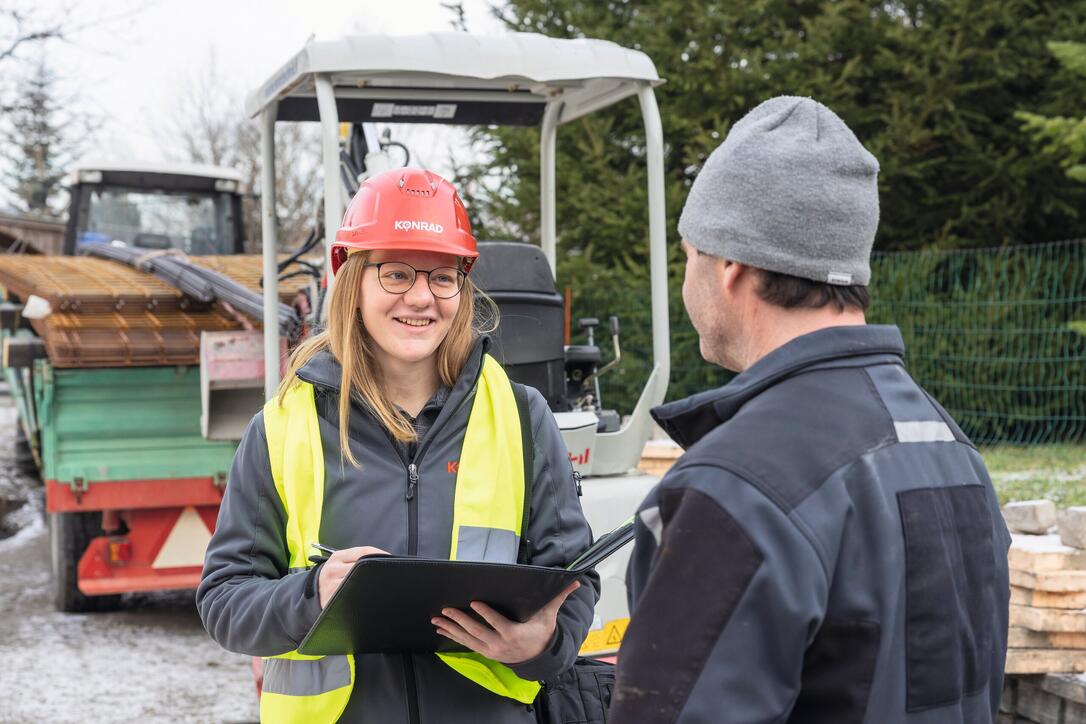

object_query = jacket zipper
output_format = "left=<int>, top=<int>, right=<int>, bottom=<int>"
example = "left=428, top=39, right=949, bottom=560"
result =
left=406, top=463, right=419, bottom=549
left=380, top=443, right=426, bottom=724
left=384, top=363, right=484, bottom=724
left=402, top=654, right=420, bottom=724
left=404, top=463, right=421, bottom=724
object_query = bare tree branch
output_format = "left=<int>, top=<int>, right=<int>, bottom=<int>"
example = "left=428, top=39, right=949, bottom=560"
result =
left=0, top=1, right=149, bottom=68
left=0, top=6, right=65, bottom=63
left=158, top=50, right=322, bottom=250
left=0, top=29, right=61, bottom=62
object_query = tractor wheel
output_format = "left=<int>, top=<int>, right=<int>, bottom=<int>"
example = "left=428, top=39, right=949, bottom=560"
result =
left=49, top=511, right=122, bottom=613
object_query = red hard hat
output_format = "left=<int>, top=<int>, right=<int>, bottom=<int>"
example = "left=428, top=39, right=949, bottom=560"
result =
left=331, top=168, right=477, bottom=277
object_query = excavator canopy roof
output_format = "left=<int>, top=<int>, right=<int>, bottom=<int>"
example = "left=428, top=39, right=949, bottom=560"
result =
left=246, top=31, right=663, bottom=126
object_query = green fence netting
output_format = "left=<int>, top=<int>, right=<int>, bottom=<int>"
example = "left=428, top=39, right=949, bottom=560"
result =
left=568, top=239, right=1086, bottom=445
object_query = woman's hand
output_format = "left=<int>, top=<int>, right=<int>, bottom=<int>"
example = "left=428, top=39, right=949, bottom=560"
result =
left=317, top=546, right=389, bottom=609
left=432, top=581, right=580, bottom=664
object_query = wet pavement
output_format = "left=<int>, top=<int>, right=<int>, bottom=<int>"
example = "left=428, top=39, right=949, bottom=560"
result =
left=0, top=399, right=257, bottom=723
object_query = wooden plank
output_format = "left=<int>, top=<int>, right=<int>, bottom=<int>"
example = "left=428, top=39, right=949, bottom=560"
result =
left=1013, top=586, right=1086, bottom=610
left=1010, top=534, right=1086, bottom=573
left=1011, top=604, right=1086, bottom=633
left=1006, top=649, right=1086, bottom=675
left=1010, top=627, right=1086, bottom=650
left=1010, top=569, right=1086, bottom=593
left=1041, top=673, right=1086, bottom=706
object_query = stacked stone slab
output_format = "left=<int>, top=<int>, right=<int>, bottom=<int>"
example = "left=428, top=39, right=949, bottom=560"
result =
left=1060, top=508, right=1086, bottom=550
left=1001, top=674, right=1086, bottom=724
left=1005, top=500, right=1059, bottom=535
left=637, top=439, right=683, bottom=478
left=1003, top=503, right=1086, bottom=677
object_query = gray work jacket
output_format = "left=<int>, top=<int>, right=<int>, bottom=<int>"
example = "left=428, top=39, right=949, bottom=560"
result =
left=612, top=325, right=1011, bottom=724
left=197, top=338, right=599, bottom=723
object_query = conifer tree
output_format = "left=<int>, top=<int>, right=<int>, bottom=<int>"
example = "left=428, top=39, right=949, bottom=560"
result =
left=2, top=59, right=80, bottom=212
left=1017, top=42, right=1086, bottom=183
left=451, top=0, right=1086, bottom=414
left=458, top=0, right=1086, bottom=257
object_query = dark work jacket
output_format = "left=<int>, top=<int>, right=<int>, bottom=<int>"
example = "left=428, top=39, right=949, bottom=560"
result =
left=612, top=325, right=1011, bottom=724
left=197, top=338, right=599, bottom=723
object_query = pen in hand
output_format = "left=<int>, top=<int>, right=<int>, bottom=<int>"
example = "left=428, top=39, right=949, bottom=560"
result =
left=308, top=542, right=338, bottom=566
left=312, top=544, right=392, bottom=609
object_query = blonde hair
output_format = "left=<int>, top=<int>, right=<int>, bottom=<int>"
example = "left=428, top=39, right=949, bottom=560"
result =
left=277, top=251, right=497, bottom=466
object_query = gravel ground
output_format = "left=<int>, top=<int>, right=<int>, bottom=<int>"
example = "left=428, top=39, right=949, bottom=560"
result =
left=0, top=398, right=257, bottom=723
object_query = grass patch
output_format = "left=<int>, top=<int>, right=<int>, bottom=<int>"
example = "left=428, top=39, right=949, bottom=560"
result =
left=980, top=444, right=1086, bottom=507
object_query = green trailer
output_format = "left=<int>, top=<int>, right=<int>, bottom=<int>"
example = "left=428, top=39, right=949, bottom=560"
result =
left=0, top=162, right=265, bottom=612
left=26, top=362, right=234, bottom=610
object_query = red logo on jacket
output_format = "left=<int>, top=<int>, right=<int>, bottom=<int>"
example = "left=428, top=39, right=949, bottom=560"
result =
left=447, top=461, right=459, bottom=474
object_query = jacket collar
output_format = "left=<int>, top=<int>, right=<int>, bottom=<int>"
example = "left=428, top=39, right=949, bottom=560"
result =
left=296, top=335, right=490, bottom=412
left=651, top=325, right=905, bottom=449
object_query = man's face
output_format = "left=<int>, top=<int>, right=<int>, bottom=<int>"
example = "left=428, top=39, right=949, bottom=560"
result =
left=681, top=239, right=740, bottom=369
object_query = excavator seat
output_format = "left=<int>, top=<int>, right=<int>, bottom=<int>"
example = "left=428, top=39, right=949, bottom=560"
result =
left=472, top=241, right=570, bottom=411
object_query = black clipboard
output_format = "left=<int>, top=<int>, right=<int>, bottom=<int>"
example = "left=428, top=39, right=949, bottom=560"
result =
left=297, top=518, right=635, bottom=656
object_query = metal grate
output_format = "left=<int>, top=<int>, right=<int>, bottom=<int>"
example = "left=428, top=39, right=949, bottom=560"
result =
left=189, top=255, right=313, bottom=302
left=0, top=256, right=191, bottom=313
left=0, top=254, right=316, bottom=368
left=33, top=307, right=243, bottom=367
left=572, top=239, right=1086, bottom=446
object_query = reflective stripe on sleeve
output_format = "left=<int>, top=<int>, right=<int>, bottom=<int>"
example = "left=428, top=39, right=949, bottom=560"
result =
left=262, top=655, right=352, bottom=697
left=894, top=421, right=955, bottom=443
left=639, top=506, right=663, bottom=544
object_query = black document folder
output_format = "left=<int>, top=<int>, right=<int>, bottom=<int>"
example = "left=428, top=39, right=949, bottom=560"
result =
left=297, top=518, right=635, bottom=656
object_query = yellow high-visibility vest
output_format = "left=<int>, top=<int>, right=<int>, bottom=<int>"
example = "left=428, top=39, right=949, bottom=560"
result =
left=259, top=355, right=541, bottom=723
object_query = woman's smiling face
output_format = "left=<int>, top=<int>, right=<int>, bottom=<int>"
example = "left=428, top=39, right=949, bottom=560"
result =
left=358, top=249, right=463, bottom=367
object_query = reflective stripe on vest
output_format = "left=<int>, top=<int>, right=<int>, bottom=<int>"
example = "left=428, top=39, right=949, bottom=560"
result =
left=261, top=380, right=354, bottom=724
left=259, top=355, right=541, bottom=723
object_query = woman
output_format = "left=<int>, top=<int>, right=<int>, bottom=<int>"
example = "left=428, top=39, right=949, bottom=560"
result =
left=197, top=168, right=599, bottom=723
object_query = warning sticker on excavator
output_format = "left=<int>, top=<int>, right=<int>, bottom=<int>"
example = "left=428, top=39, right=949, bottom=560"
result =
left=579, top=617, right=629, bottom=655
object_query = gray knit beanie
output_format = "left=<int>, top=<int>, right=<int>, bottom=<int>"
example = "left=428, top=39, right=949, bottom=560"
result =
left=678, top=96, right=880, bottom=286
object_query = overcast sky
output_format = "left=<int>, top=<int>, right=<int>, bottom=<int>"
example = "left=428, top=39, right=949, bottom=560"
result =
left=29, top=0, right=506, bottom=178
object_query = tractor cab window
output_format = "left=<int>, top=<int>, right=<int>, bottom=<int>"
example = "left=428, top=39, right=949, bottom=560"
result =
left=75, top=186, right=236, bottom=254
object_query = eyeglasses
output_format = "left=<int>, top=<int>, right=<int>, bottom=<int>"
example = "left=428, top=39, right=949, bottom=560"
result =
left=364, top=261, right=465, bottom=299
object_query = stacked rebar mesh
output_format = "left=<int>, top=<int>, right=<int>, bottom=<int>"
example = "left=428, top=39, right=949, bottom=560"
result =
left=84, top=245, right=301, bottom=337
left=0, top=251, right=310, bottom=367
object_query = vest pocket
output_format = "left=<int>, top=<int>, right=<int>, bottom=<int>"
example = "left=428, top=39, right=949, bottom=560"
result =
left=897, top=485, right=995, bottom=712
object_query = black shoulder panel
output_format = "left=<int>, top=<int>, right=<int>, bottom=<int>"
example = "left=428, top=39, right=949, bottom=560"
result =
left=685, top=367, right=897, bottom=512
left=611, top=486, right=763, bottom=723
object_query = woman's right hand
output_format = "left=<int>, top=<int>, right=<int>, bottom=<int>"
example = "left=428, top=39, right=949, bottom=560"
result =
left=318, top=546, right=389, bottom=608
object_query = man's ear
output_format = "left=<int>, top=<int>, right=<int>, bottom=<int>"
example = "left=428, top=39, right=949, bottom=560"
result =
left=720, top=260, right=751, bottom=295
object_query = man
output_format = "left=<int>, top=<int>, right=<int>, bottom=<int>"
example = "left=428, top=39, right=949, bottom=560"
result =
left=610, top=97, right=1010, bottom=724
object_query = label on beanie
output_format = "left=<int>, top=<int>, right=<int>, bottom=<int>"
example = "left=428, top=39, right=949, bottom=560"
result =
left=827, top=271, right=853, bottom=285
